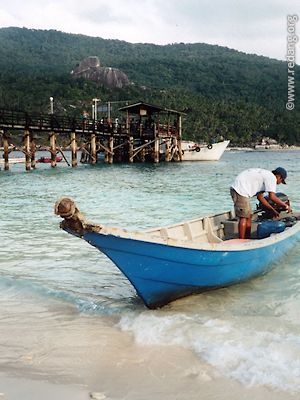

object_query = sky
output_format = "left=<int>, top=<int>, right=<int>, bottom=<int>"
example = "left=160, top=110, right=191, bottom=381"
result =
left=0, top=0, right=299, bottom=61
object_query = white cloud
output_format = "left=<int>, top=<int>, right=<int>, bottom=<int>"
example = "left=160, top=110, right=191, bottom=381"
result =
left=0, top=8, right=19, bottom=27
left=0, top=0, right=299, bottom=60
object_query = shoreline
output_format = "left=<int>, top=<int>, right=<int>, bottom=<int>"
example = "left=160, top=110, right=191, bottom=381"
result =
left=227, top=145, right=300, bottom=151
left=1, top=289, right=299, bottom=400
left=1, top=350, right=299, bottom=400
left=0, top=373, right=87, bottom=400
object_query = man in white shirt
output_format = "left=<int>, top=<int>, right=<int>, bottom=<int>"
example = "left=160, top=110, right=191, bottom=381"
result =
left=230, top=167, right=291, bottom=239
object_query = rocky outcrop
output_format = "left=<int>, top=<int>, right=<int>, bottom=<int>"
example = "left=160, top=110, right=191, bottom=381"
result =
left=71, top=56, right=130, bottom=89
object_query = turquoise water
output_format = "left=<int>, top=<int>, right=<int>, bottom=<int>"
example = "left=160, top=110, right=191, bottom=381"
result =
left=1, top=150, right=300, bottom=395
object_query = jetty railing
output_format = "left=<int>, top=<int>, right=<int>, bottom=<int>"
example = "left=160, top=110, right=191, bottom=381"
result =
left=0, top=106, right=183, bottom=171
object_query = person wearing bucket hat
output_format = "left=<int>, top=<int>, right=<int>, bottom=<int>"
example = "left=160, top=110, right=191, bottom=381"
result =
left=230, top=167, right=291, bottom=239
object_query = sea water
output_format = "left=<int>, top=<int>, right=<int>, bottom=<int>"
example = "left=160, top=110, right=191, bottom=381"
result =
left=1, top=150, right=300, bottom=398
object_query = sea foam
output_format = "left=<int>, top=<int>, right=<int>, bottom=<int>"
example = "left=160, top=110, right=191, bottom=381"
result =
left=119, top=311, right=300, bottom=393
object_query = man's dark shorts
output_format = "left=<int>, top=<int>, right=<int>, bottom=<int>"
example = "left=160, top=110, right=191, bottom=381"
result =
left=230, top=187, right=252, bottom=218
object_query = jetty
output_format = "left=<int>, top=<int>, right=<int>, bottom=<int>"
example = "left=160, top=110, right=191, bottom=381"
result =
left=0, top=102, right=184, bottom=171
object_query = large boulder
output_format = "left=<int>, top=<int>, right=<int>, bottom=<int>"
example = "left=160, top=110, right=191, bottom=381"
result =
left=71, top=56, right=130, bottom=89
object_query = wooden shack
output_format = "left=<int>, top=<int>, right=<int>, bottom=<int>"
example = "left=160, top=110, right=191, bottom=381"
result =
left=115, top=101, right=184, bottom=163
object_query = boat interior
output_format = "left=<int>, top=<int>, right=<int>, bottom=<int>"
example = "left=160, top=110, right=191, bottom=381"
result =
left=144, top=210, right=299, bottom=245
left=55, top=197, right=299, bottom=247
left=145, top=211, right=229, bottom=244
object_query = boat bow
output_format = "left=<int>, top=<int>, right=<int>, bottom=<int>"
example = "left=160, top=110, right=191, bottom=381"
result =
left=55, top=197, right=102, bottom=237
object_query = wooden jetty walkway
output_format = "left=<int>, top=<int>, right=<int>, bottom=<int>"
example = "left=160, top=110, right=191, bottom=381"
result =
left=0, top=102, right=184, bottom=171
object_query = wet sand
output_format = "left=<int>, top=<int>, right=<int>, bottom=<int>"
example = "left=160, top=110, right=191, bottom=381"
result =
left=0, top=293, right=299, bottom=400
left=0, top=374, right=87, bottom=400
left=1, top=345, right=299, bottom=400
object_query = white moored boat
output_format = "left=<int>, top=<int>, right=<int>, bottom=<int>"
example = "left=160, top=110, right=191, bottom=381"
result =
left=181, top=140, right=230, bottom=161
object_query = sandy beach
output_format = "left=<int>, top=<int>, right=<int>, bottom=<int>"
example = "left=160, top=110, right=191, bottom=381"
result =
left=0, top=289, right=300, bottom=400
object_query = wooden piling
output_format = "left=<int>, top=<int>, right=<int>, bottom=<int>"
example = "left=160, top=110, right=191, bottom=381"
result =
left=154, top=138, right=160, bottom=163
left=104, top=139, right=109, bottom=163
left=128, top=137, right=134, bottom=163
left=140, top=144, right=146, bottom=162
left=49, top=131, right=57, bottom=168
left=90, top=133, right=97, bottom=164
left=165, top=139, right=171, bottom=162
left=3, top=131, right=9, bottom=170
left=23, top=130, right=31, bottom=171
left=108, top=136, right=114, bottom=164
left=173, top=137, right=179, bottom=161
left=30, top=133, right=37, bottom=169
left=70, top=132, right=77, bottom=167
left=177, top=114, right=183, bottom=161
left=154, top=129, right=160, bottom=163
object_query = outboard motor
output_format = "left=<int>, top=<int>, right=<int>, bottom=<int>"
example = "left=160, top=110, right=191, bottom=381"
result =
left=256, top=193, right=299, bottom=237
left=255, top=193, right=295, bottom=238
left=257, top=192, right=290, bottom=220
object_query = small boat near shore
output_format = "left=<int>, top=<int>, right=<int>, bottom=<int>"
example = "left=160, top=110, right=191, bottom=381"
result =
left=181, top=140, right=230, bottom=161
left=55, top=197, right=300, bottom=309
left=37, top=156, right=63, bottom=163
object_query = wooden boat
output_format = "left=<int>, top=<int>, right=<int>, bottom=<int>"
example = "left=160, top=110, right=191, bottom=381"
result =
left=181, top=140, right=229, bottom=161
left=54, top=198, right=300, bottom=309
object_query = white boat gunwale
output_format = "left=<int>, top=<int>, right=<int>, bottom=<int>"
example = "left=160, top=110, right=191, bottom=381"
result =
left=57, top=200, right=300, bottom=252
left=92, top=218, right=300, bottom=252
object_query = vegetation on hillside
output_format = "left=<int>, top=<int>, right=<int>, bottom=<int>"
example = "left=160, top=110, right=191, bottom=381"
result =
left=0, top=27, right=299, bottom=145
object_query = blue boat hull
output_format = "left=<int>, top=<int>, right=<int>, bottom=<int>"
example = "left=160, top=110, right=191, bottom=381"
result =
left=84, top=229, right=300, bottom=308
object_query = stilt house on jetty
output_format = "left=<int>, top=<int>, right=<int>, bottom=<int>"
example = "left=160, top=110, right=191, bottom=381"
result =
left=108, top=101, right=184, bottom=163
left=0, top=101, right=185, bottom=170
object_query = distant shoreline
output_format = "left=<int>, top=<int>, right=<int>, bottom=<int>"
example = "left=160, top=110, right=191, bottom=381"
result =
left=227, top=146, right=300, bottom=151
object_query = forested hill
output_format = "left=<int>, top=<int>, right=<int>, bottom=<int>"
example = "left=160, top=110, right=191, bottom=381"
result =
left=0, top=27, right=299, bottom=145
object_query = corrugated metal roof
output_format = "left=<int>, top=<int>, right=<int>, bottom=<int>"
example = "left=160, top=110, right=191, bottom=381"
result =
left=118, top=101, right=185, bottom=115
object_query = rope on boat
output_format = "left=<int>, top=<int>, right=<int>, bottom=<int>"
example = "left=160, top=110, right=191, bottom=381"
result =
left=54, top=197, right=76, bottom=219
left=54, top=197, right=102, bottom=236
